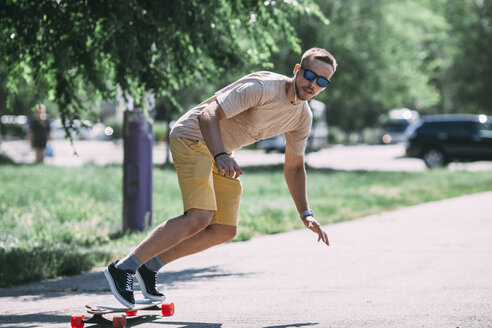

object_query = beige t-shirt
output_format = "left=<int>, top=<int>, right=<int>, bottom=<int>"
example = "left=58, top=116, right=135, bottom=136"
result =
left=170, top=71, right=312, bottom=155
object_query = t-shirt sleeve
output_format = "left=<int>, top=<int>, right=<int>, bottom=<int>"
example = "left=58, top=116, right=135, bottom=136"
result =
left=215, top=80, right=263, bottom=118
left=284, top=104, right=313, bottom=155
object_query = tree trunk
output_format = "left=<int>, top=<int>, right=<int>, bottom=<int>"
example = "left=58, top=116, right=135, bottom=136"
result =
left=165, top=121, right=171, bottom=164
left=0, top=65, right=8, bottom=143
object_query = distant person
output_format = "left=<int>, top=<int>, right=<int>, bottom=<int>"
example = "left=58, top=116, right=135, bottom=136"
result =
left=104, top=47, right=337, bottom=308
left=29, top=104, right=51, bottom=163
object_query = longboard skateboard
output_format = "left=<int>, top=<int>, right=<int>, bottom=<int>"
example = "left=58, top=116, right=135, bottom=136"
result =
left=71, top=298, right=175, bottom=328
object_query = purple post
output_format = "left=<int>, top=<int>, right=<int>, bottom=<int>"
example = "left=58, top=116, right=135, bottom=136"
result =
left=123, top=109, right=153, bottom=231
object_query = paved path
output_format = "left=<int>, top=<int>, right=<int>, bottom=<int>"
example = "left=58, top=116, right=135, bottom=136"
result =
left=1, top=192, right=491, bottom=327
left=3, top=139, right=492, bottom=171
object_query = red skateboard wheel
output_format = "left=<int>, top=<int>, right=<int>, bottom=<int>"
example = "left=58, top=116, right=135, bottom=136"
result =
left=70, top=315, right=85, bottom=328
left=161, top=302, right=175, bottom=316
left=112, top=314, right=127, bottom=328
left=125, top=310, right=138, bottom=316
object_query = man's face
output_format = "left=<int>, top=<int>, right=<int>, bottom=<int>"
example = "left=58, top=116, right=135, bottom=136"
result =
left=294, top=59, right=335, bottom=101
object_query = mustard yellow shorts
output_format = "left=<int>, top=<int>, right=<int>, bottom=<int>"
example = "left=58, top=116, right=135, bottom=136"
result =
left=170, top=137, right=242, bottom=227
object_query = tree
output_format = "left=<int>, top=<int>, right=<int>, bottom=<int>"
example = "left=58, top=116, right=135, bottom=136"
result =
left=0, top=0, right=326, bottom=135
left=442, top=0, right=492, bottom=114
left=219, top=0, right=492, bottom=122
left=271, top=0, right=454, bottom=135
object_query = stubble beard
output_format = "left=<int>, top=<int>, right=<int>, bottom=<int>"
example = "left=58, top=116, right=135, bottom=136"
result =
left=295, top=80, right=315, bottom=102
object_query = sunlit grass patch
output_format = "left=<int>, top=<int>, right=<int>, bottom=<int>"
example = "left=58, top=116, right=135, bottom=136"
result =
left=1, top=164, right=491, bottom=286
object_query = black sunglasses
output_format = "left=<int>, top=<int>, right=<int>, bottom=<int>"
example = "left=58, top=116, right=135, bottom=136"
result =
left=301, top=66, right=330, bottom=88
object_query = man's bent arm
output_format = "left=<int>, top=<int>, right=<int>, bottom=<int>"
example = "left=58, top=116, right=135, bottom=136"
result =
left=284, top=147, right=309, bottom=213
left=197, top=101, right=243, bottom=179
left=284, top=147, right=329, bottom=245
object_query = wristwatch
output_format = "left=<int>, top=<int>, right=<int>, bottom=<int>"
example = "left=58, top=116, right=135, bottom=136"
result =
left=300, top=209, right=314, bottom=219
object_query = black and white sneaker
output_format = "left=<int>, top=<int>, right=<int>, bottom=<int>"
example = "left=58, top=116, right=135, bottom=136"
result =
left=104, top=261, right=136, bottom=308
left=136, top=265, right=166, bottom=301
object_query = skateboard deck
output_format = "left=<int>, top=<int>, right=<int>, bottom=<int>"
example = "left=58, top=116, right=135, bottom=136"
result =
left=86, top=299, right=164, bottom=314
left=71, top=298, right=175, bottom=328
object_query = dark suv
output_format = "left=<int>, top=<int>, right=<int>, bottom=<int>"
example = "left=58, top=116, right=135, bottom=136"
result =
left=405, top=114, right=492, bottom=168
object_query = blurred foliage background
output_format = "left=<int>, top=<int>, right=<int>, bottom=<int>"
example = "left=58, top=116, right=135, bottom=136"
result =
left=1, top=0, right=492, bottom=286
left=1, top=0, right=491, bottom=135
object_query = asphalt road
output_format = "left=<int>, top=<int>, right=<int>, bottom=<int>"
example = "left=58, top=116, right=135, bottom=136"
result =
left=1, top=192, right=491, bottom=328
left=2, top=139, right=492, bottom=171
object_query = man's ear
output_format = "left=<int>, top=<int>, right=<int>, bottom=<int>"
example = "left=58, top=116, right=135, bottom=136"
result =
left=293, top=63, right=300, bottom=76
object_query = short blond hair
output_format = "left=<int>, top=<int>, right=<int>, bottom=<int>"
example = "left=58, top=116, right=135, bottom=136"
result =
left=300, top=47, right=337, bottom=72
left=35, top=104, right=46, bottom=113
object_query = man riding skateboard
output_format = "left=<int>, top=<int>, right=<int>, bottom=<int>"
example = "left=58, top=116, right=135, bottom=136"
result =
left=105, top=47, right=337, bottom=308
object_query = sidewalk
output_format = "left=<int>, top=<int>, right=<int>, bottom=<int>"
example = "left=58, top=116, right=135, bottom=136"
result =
left=1, top=192, right=491, bottom=327
left=0, top=139, right=167, bottom=166
left=3, top=139, right=492, bottom=171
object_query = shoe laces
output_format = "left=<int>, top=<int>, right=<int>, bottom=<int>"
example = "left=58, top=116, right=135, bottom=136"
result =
left=125, top=273, right=135, bottom=292
left=149, top=271, right=158, bottom=292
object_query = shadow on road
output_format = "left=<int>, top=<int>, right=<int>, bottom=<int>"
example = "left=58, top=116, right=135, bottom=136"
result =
left=0, top=266, right=256, bottom=299
left=0, top=266, right=255, bottom=327
left=141, top=320, right=223, bottom=327
left=0, top=313, right=224, bottom=328
left=160, top=266, right=256, bottom=288
left=0, top=312, right=68, bottom=327
left=264, top=324, right=319, bottom=328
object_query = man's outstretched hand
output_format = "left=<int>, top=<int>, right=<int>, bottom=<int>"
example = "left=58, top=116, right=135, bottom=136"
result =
left=302, top=216, right=330, bottom=246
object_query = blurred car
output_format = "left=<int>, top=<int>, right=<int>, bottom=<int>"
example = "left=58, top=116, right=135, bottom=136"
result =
left=257, top=122, right=329, bottom=154
left=379, top=108, right=419, bottom=144
left=50, top=119, right=91, bottom=140
left=405, top=114, right=492, bottom=168
left=307, top=121, right=328, bottom=152
left=379, top=119, right=412, bottom=144
left=257, top=134, right=285, bottom=153
left=50, top=119, right=112, bottom=140
left=0, top=115, right=29, bottom=139
left=257, top=99, right=328, bottom=154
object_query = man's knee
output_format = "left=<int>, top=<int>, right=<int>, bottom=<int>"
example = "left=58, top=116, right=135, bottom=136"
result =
left=209, top=224, right=237, bottom=243
left=185, top=209, right=214, bottom=233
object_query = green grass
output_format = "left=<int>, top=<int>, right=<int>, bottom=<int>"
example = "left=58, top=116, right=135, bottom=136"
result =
left=1, top=163, right=491, bottom=287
